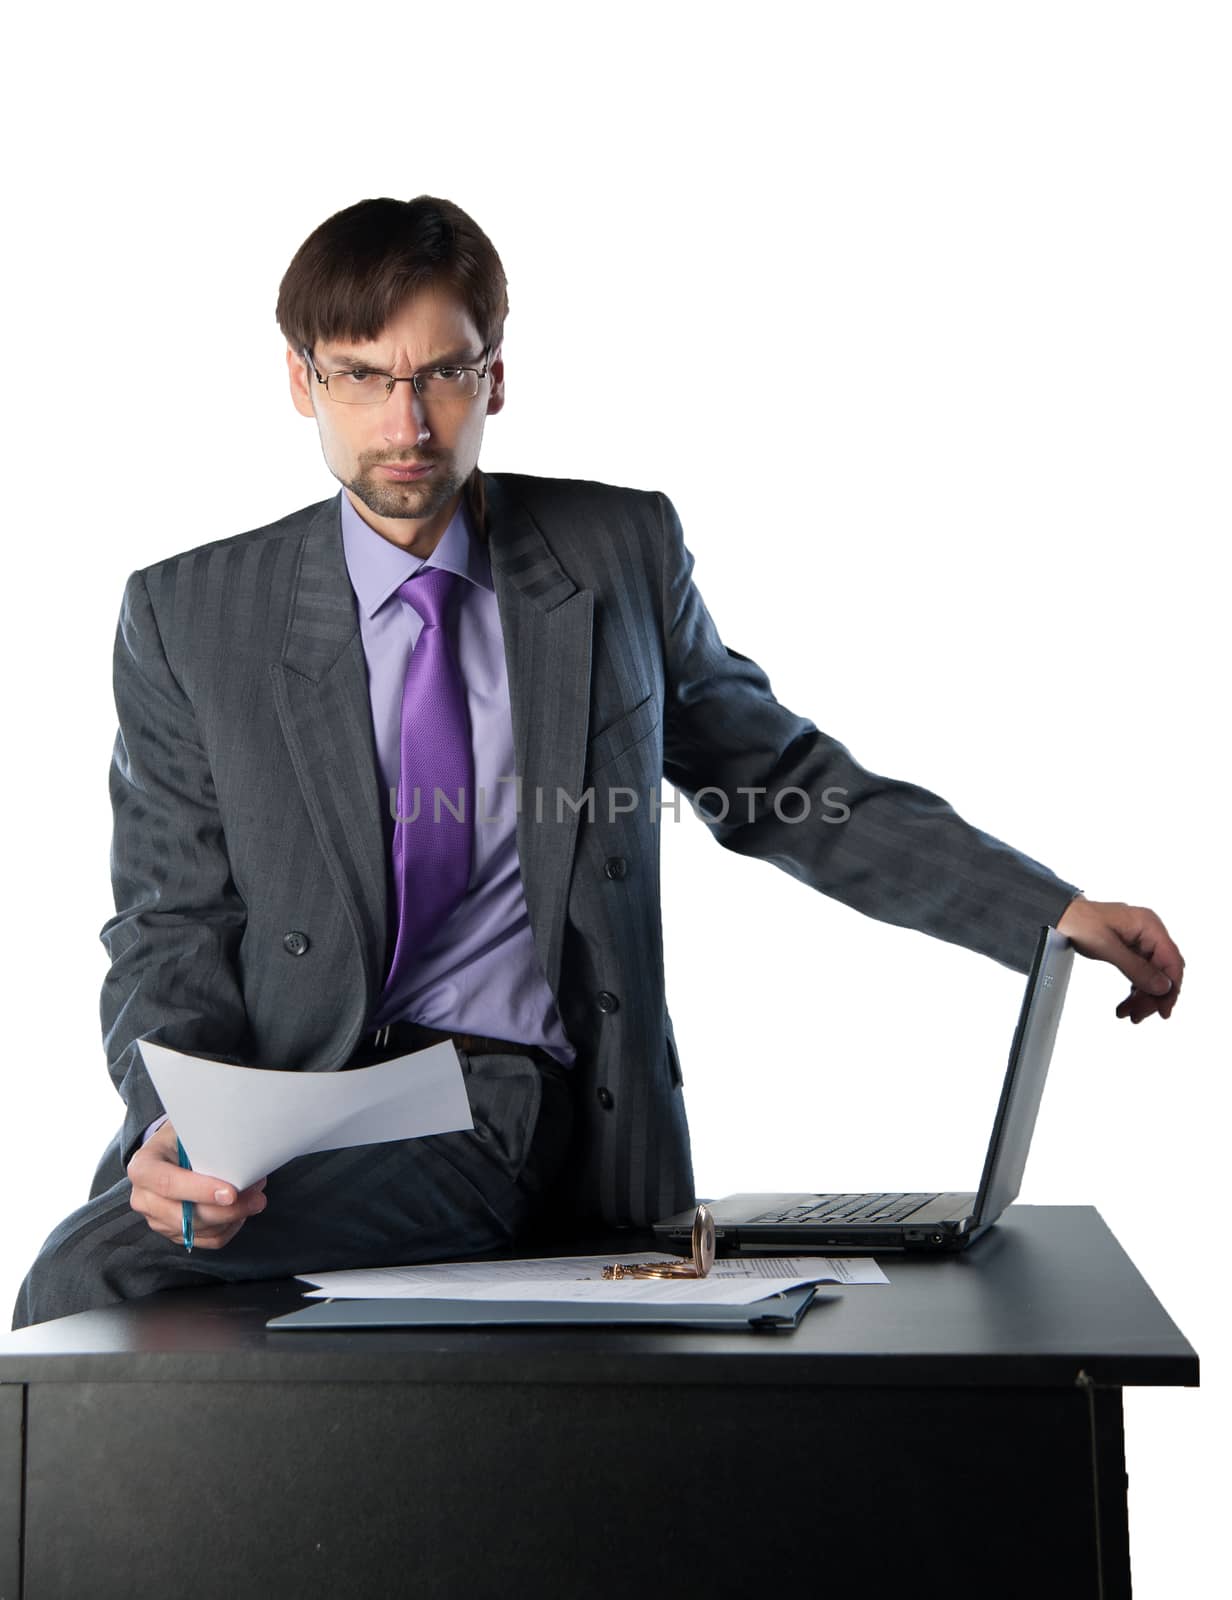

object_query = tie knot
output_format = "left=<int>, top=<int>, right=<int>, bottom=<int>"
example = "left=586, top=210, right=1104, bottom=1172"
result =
left=398, top=567, right=462, bottom=628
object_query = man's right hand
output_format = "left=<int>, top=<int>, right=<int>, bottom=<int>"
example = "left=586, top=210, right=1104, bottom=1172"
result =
left=126, top=1120, right=268, bottom=1249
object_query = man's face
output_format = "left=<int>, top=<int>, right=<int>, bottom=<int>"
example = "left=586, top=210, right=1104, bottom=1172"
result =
left=287, top=282, right=504, bottom=554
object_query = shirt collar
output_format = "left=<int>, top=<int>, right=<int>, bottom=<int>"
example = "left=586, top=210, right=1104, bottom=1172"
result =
left=339, top=487, right=493, bottom=620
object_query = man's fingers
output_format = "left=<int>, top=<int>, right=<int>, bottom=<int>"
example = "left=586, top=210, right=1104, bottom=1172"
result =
left=133, top=1151, right=268, bottom=1208
left=147, top=1188, right=267, bottom=1230
left=1092, top=939, right=1171, bottom=999
left=1115, top=981, right=1183, bottom=1024
left=126, top=1140, right=235, bottom=1206
left=142, top=1160, right=242, bottom=1206
left=1120, top=953, right=1174, bottom=997
left=179, top=1216, right=250, bottom=1249
left=182, top=1193, right=268, bottom=1229
left=1108, top=905, right=1184, bottom=989
left=1117, top=990, right=1162, bottom=1024
left=129, top=1171, right=269, bottom=1247
left=148, top=1214, right=249, bottom=1250
left=1089, top=910, right=1169, bottom=992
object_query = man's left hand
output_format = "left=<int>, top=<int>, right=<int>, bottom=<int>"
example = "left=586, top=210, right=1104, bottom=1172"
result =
left=1055, top=896, right=1184, bottom=1023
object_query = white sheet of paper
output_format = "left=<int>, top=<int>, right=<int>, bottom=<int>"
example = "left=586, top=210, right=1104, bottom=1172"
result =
left=296, top=1252, right=888, bottom=1303
left=138, top=1040, right=473, bottom=1191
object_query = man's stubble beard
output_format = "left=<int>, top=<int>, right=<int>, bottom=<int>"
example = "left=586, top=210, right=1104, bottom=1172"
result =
left=344, top=458, right=465, bottom=523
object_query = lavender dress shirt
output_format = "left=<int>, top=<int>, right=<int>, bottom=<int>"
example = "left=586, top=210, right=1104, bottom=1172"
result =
left=339, top=490, right=574, bottom=1062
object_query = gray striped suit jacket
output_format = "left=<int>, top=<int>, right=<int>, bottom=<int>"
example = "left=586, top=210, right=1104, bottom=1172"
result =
left=91, top=471, right=1079, bottom=1226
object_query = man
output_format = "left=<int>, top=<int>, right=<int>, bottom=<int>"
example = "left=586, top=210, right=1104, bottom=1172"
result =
left=13, top=195, right=1183, bottom=1329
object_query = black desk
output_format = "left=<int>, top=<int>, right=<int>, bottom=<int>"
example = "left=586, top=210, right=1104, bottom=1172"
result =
left=0, top=1205, right=1198, bottom=1599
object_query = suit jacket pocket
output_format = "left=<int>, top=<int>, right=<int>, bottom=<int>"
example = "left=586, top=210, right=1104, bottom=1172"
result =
left=586, top=691, right=660, bottom=779
left=460, top=1053, right=544, bottom=1182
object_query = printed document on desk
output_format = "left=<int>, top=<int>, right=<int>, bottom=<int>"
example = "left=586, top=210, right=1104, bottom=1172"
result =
left=137, top=1039, right=472, bottom=1191
left=297, top=1253, right=889, bottom=1305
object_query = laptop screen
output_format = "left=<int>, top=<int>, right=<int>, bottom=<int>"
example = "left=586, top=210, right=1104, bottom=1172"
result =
left=973, top=926, right=1075, bottom=1226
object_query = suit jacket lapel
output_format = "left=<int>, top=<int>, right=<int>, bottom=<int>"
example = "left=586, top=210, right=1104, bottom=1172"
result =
left=269, top=496, right=390, bottom=1031
left=483, top=472, right=594, bottom=998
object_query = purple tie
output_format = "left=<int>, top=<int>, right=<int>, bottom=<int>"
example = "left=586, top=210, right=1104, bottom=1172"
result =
left=381, top=567, right=474, bottom=995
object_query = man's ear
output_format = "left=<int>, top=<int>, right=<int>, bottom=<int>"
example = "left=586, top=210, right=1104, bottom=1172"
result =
left=287, top=345, right=316, bottom=419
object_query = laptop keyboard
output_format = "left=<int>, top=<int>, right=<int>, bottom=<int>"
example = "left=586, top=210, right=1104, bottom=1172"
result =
left=747, top=1193, right=941, bottom=1225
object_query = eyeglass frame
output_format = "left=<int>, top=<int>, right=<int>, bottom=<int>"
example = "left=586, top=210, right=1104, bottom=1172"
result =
left=301, top=344, right=494, bottom=404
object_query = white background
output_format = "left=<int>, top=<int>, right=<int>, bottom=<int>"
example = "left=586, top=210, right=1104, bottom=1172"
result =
left=2, top=3, right=1226, bottom=1592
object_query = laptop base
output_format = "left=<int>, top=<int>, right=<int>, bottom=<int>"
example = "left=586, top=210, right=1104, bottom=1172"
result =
left=653, top=1192, right=981, bottom=1254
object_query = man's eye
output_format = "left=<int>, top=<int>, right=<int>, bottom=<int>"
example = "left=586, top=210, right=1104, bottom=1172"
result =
left=432, top=367, right=465, bottom=382
left=342, top=369, right=376, bottom=383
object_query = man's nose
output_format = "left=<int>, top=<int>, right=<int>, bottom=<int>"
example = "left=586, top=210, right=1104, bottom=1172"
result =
left=381, top=379, right=430, bottom=443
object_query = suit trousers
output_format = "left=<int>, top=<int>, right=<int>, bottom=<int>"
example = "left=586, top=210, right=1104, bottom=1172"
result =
left=12, top=1052, right=574, bottom=1330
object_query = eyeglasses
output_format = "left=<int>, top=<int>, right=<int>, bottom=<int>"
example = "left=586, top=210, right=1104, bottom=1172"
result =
left=303, top=347, right=492, bottom=406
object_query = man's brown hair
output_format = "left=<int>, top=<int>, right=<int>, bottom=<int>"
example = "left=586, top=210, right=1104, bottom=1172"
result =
left=276, top=195, right=509, bottom=535
left=275, top=194, right=508, bottom=356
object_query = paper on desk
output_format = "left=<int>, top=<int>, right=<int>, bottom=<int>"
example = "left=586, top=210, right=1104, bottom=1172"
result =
left=296, top=1253, right=888, bottom=1304
left=137, top=1040, right=472, bottom=1191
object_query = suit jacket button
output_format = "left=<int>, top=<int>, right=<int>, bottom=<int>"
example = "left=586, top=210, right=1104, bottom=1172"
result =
left=283, top=930, right=310, bottom=956
left=597, top=1087, right=615, bottom=1111
left=596, top=990, right=620, bottom=1014
left=603, top=856, right=627, bottom=880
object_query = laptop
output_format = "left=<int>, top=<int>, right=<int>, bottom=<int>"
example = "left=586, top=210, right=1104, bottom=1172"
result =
left=653, top=924, right=1074, bottom=1254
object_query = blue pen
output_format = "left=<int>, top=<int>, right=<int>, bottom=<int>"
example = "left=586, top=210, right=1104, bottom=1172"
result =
left=176, top=1137, right=195, bottom=1252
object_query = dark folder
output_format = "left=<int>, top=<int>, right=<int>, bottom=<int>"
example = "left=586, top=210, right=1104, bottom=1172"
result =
left=266, top=1287, right=818, bottom=1333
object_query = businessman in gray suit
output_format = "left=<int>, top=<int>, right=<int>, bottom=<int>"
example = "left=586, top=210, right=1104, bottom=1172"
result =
left=13, top=196, right=1184, bottom=1328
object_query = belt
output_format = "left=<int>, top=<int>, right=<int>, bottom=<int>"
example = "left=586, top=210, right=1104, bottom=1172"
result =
left=355, top=1019, right=558, bottom=1071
